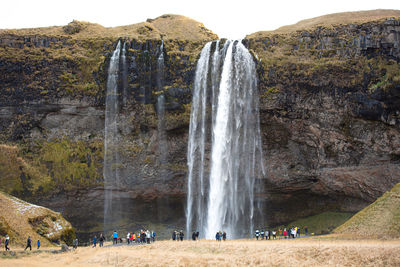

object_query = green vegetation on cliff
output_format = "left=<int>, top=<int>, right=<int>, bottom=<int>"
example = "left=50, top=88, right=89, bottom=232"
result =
left=247, top=10, right=400, bottom=94
left=0, top=139, right=103, bottom=198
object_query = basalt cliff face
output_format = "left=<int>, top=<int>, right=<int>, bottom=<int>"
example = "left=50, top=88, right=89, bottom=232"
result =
left=0, top=11, right=399, bottom=237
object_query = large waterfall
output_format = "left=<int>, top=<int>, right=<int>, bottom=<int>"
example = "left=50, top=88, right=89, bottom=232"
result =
left=104, top=41, right=122, bottom=233
left=186, top=40, right=265, bottom=239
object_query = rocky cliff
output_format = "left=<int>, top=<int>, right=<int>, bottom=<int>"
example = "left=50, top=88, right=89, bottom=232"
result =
left=247, top=9, right=400, bottom=224
left=0, top=11, right=399, bottom=237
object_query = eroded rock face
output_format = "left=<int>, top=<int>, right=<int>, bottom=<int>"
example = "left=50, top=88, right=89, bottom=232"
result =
left=251, top=17, right=400, bottom=225
left=0, top=15, right=400, bottom=235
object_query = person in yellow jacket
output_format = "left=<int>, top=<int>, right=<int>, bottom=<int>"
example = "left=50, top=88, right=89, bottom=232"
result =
left=132, top=233, right=136, bottom=243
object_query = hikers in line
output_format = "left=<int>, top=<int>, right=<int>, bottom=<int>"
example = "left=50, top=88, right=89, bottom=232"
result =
left=24, top=236, right=32, bottom=251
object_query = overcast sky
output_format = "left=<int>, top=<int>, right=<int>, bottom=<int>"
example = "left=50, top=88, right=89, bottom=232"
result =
left=1, top=0, right=399, bottom=39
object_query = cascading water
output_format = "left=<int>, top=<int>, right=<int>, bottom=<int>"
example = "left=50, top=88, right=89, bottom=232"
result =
left=157, top=40, right=167, bottom=165
left=121, top=41, right=128, bottom=107
left=104, top=41, right=122, bottom=233
left=186, top=40, right=265, bottom=239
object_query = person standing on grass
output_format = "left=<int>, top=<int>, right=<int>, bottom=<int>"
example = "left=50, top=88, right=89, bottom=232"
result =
left=5, top=234, right=10, bottom=251
left=283, top=228, right=287, bottom=239
left=222, top=231, right=226, bottom=241
left=272, top=230, right=277, bottom=240
left=93, top=235, right=97, bottom=247
left=260, top=230, right=265, bottom=240
left=37, top=240, right=40, bottom=249
left=279, top=228, right=282, bottom=239
left=215, top=231, right=220, bottom=241
left=127, top=232, right=131, bottom=244
left=24, top=236, right=32, bottom=251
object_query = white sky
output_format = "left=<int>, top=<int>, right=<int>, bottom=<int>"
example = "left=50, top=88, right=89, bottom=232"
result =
left=1, top=0, right=399, bottom=39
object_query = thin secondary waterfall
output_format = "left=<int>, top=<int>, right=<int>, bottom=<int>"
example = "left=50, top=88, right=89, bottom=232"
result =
left=186, top=40, right=265, bottom=239
left=157, top=40, right=167, bottom=165
left=121, top=41, right=128, bottom=107
left=104, top=41, right=122, bottom=233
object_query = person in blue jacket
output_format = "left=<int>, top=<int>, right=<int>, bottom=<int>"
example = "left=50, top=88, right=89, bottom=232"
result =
left=113, top=231, right=118, bottom=245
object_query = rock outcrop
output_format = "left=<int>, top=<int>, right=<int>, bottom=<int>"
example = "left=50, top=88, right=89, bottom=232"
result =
left=0, top=11, right=399, bottom=236
left=0, top=191, right=73, bottom=246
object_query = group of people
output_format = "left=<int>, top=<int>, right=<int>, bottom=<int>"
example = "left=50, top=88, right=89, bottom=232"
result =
left=126, top=230, right=156, bottom=244
left=215, top=231, right=227, bottom=241
left=2, top=234, right=41, bottom=251
left=171, top=230, right=184, bottom=241
left=90, top=230, right=156, bottom=247
left=255, top=226, right=308, bottom=240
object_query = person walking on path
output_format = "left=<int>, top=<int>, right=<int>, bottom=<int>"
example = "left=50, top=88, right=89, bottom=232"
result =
left=113, top=231, right=118, bottom=245
left=5, top=234, right=10, bottom=251
left=24, top=236, right=32, bottom=251
left=37, top=240, right=40, bottom=249
left=73, top=238, right=78, bottom=249
left=222, top=231, right=227, bottom=241
left=99, top=234, right=104, bottom=247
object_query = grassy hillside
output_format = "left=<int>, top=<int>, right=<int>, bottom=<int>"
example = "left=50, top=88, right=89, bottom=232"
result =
left=334, top=183, right=400, bottom=239
left=0, top=191, right=74, bottom=247
left=249, top=9, right=400, bottom=36
left=0, top=14, right=218, bottom=41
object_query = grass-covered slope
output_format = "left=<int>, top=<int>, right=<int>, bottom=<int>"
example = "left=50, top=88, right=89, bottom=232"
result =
left=249, top=9, right=400, bottom=36
left=0, top=191, right=74, bottom=247
left=0, top=14, right=218, bottom=41
left=334, top=183, right=400, bottom=239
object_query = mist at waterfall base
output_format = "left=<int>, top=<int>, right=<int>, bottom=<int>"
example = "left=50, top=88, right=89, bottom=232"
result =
left=186, top=40, right=265, bottom=240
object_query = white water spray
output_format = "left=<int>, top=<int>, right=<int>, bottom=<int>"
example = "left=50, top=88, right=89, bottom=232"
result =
left=186, top=40, right=265, bottom=239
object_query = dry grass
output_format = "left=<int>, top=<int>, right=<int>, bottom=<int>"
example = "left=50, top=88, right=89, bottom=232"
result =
left=0, top=191, right=72, bottom=246
left=0, top=14, right=218, bottom=41
left=248, top=9, right=400, bottom=38
left=1, top=239, right=399, bottom=266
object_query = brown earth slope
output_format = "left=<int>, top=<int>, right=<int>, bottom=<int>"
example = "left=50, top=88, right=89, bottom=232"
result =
left=0, top=191, right=73, bottom=247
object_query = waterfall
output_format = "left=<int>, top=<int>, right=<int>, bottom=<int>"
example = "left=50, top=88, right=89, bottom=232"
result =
left=186, top=40, right=265, bottom=239
left=104, top=41, right=122, bottom=233
left=121, top=41, right=128, bottom=107
left=157, top=40, right=167, bottom=165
